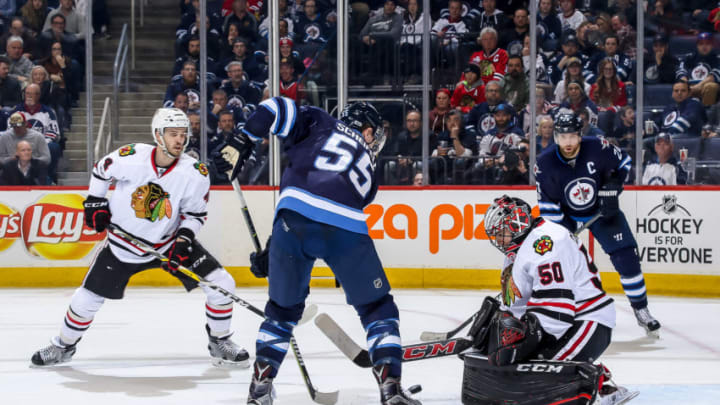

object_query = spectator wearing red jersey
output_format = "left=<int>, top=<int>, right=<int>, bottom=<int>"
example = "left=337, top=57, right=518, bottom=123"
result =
left=451, top=63, right=486, bottom=113
left=469, top=27, right=508, bottom=84
left=589, top=58, right=628, bottom=113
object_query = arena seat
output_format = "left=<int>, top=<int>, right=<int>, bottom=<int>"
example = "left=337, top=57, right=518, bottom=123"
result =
left=645, top=84, right=674, bottom=109
left=669, top=36, right=697, bottom=57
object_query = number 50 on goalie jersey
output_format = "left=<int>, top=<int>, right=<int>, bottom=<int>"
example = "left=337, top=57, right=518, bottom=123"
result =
left=503, top=220, right=616, bottom=340
left=241, top=97, right=378, bottom=235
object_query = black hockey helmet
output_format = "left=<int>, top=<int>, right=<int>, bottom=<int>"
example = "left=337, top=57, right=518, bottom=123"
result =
left=340, top=101, right=386, bottom=155
left=554, top=112, right=582, bottom=135
left=484, top=195, right=534, bottom=255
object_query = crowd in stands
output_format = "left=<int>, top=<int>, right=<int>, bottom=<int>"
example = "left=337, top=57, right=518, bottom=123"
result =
left=0, top=0, right=111, bottom=185
left=162, top=0, right=720, bottom=187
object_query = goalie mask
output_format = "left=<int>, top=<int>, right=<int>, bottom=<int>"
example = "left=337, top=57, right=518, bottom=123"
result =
left=151, top=108, right=191, bottom=158
left=484, top=195, right=533, bottom=254
left=340, top=101, right=386, bottom=156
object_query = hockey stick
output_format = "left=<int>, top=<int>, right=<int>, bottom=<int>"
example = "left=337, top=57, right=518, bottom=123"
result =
left=315, top=313, right=474, bottom=368
left=573, top=212, right=602, bottom=236
left=231, top=178, right=262, bottom=253
left=419, top=313, right=476, bottom=342
left=107, top=225, right=337, bottom=404
left=419, top=213, right=604, bottom=341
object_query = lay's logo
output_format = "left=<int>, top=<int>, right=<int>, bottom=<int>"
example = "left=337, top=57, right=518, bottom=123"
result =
left=0, top=203, right=21, bottom=252
left=20, top=194, right=105, bottom=260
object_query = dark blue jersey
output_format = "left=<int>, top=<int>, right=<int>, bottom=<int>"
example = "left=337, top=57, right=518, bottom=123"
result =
left=535, top=136, right=631, bottom=226
left=243, top=97, right=378, bottom=234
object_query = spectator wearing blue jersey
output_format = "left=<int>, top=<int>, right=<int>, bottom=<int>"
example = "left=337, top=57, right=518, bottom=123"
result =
left=537, top=0, right=561, bottom=51
left=661, top=80, right=707, bottom=137
left=213, top=98, right=421, bottom=404
left=676, top=32, right=720, bottom=106
left=471, top=0, right=509, bottom=33
left=535, top=112, right=661, bottom=337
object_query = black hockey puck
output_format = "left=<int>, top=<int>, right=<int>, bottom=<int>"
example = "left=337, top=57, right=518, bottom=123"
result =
left=408, top=384, right=422, bottom=394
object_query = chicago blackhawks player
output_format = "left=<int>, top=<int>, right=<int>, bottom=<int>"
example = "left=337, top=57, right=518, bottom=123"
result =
left=30, top=108, right=249, bottom=368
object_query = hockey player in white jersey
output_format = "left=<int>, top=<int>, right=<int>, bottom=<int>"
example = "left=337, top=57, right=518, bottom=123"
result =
left=463, top=195, right=637, bottom=404
left=30, top=108, right=249, bottom=368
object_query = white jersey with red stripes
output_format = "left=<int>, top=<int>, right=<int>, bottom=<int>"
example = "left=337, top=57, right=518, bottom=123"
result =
left=88, top=143, right=211, bottom=263
left=501, top=219, right=616, bottom=340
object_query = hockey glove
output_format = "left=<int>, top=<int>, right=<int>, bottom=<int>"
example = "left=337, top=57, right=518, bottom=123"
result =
left=249, top=236, right=271, bottom=278
left=487, top=312, right=543, bottom=366
left=598, top=178, right=622, bottom=217
left=163, top=228, right=194, bottom=274
left=83, top=195, right=111, bottom=232
left=211, top=132, right=254, bottom=181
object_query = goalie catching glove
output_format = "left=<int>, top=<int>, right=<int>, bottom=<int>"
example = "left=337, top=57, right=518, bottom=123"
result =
left=163, top=228, right=194, bottom=273
left=211, top=132, right=254, bottom=181
left=487, top=311, right=543, bottom=366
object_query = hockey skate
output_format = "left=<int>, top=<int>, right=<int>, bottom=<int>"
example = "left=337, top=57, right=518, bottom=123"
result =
left=373, top=364, right=422, bottom=405
left=247, top=361, right=276, bottom=405
left=597, top=384, right=639, bottom=405
left=633, top=307, right=661, bottom=338
left=206, top=324, right=250, bottom=367
left=30, top=336, right=77, bottom=366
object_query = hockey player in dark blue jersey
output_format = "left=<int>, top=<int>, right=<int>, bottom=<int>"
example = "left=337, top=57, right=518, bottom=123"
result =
left=535, top=113, right=661, bottom=338
left=213, top=97, right=421, bottom=405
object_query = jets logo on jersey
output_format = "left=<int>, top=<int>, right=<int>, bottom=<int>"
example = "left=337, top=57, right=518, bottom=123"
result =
left=691, top=64, right=710, bottom=81
left=564, top=177, right=597, bottom=210
left=664, top=111, right=678, bottom=127
left=194, top=162, right=209, bottom=177
left=103, top=157, right=113, bottom=171
left=131, top=182, right=172, bottom=222
left=304, top=24, right=321, bottom=40
left=119, top=144, right=136, bottom=157
left=533, top=235, right=553, bottom=255
left=645, top=65, right=659, bottom=81
left=480, top=114, right=496, bottom=133
left=228, top=95, right=247, bottom=110
left=599, top=136, right=611, bottom=149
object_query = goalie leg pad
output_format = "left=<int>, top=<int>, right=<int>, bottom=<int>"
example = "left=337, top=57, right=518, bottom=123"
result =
left=468, top=296, right=500, bottom=351
left=461, top=352, right=603, bottom=405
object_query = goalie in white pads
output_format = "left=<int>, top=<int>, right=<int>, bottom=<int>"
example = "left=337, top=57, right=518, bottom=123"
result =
left=462, top=195, right=636, bottom=404
left=30, top=108, right=249, bottom=368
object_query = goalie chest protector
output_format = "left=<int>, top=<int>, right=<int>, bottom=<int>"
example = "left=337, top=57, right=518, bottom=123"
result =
left=460, top=352, right=602, bottom=405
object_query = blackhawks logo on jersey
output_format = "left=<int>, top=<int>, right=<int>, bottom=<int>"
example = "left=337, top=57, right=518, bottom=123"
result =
left=501, top=263, right=522, bottom=306
left=119, top=144, right=136, bottom=157
left=131, top=182, right=172, bottom=222
left=533, top=235, right=553, bottom=255
left=194, top=162, right=209, bottom=177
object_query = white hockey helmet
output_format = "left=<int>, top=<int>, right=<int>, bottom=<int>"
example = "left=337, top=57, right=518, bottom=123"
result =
left=152, top=108, right=191, bottom=158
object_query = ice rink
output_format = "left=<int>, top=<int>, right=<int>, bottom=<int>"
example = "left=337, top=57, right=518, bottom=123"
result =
left=2, top=287, right=719, bottom=404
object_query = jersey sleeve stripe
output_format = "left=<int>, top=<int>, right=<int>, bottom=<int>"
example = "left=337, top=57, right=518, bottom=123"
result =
left=91, top=172, right=110, bottom=181
left=555, top=321, right=596, bottom=360
left=278, top=97, right=297, bottom=138
left=242, top=128, right=263, bottom=142
left=538, top=202, right=561, bottom=210
left=527, top=301, right=576, bottom=312
left=531, top=288, right=575, bottom=300
left=526, top=307, right=574, bottom=325
left=542, top=213, right=565, bottom=222
left=575, top=298, right=613, bottom=318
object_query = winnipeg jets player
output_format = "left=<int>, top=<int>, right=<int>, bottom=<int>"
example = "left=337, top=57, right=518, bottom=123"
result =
left=214, top=98, right=420, bottom=404
left=535, top=112, right=661, bottom=337
left=30, top=108, right=249, bottom=368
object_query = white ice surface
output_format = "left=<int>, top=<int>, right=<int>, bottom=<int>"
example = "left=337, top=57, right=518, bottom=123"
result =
left=1, top=288, right=719, bottom=404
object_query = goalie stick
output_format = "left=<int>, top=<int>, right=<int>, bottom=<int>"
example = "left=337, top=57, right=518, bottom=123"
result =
left=315, top=313, right=474, bottom=368
left=419, top=212, right=603, bottom=341
left=106, top=224, right=337, bottom=405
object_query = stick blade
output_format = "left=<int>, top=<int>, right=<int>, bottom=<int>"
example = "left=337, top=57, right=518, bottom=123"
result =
left=314, top=313, right=372, bottom=367
left=312, top=389, right=340, bottom=405
left=419, top=331, right=450, bottom=341
left=298, top=303, right=318, bottom=326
